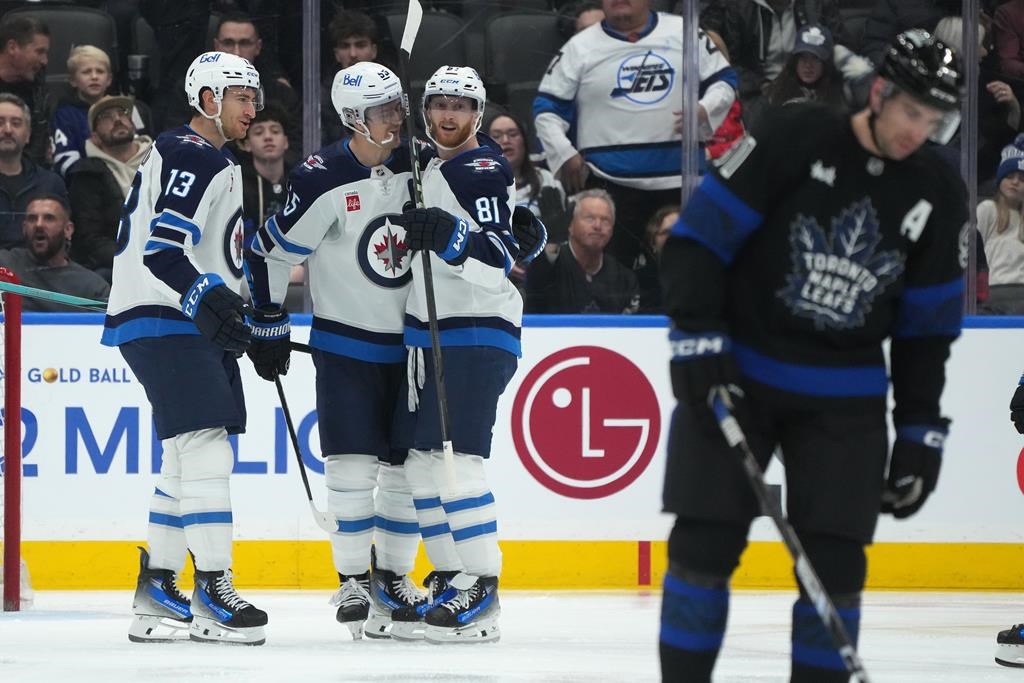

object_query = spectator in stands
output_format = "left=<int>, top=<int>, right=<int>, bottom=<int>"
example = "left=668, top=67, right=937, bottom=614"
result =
left=632, top=203, right=677, bottom=314
left=0, top=16, right=50, bottom=167
left=860, top=0, right=960, bottom=67
left=321, top=10, right=382, bottom=144
left=52, top=46, right=152, bottom=178
left=525, top=189, right=638, bottom=314
left=760, top=23, right=846, bottom=114
left=237, top=101, right=289, bottom=240
left=0, top=93, right=65, bottom=250
left=978, top=141, right=1024, bottom=314
left=139, top=1, right=210, bottom=132
left=535, top=0, right=736, bottom=269
left=66, top=96, right=153, bottom=280
left=558, top=1, right=605, bottom=40
left=0, top=193, right=109, bottom=311
left=995, top=0, right=1024, bottom=82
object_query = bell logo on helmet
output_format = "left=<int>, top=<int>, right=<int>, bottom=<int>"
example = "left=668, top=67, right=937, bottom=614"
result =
left=343, top=73, right=364, bottom=87
left=199, top=53, right=221, bottom=64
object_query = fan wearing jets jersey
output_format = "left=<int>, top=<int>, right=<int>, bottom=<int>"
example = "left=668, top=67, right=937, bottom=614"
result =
left=102, top=51, right=268, bottom=645
left=244, top=61, right=430, bottom=641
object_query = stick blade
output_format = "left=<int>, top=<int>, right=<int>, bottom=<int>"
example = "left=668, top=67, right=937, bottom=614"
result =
left=311, top=501, right=337, bottom=534
left=400, top=0, right=424, bottom=56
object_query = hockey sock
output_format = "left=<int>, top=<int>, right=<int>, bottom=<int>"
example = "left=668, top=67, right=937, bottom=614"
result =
left=659, top=569, right=729, bottom=683
left=146, top=439, right=187, bottom=571
left=790, top=596, right=860, bottom=683
left=325, top=454, right=379, bottom=576
left=374, top=464, right=420, bottom=575
left=177, top=428, right=235, bottom=572
left=440, top=454, right=500, bottom=578
left=406, top=449, right=463, bottom=572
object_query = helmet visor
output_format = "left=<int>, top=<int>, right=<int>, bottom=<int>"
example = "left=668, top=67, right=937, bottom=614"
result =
left=930, top=109, right=960, bottom=145
left=223, top=85, right=264, bottom=112
left=364, top=98, right=407, bottom=125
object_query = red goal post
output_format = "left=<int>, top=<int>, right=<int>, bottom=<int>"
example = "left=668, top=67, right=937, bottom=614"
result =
left=0, top=266, right=23, bottom=611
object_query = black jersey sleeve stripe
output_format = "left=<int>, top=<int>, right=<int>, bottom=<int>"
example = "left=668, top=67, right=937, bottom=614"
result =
left=671, top=173, right=763, bottom=264
left=891, top=277, right=964, bottom=338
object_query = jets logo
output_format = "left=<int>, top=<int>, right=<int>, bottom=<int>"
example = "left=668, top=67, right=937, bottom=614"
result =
left=357, top=214, right=412, bottom=288
left=223, top=208, right=245, bottom=278
left=465, top=158, right=501, bottom=173
left=176, top=133, right=210, bottom=148
left=777, top=199, right=904, bottom=330
left=611, top=51, right=674, bottom=104
left=302, top=154, right=327, bottom=171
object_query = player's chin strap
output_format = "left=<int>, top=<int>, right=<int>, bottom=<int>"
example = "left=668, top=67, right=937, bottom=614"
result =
left=197, top=98, right=234, bottom=143
left=347, top=121, right=396, bottom=150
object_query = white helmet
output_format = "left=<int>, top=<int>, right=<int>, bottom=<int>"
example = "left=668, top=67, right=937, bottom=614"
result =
left=185, top=51, right=263, bottom=138
left=422, top=65, right=486, bottom=149
left=331, top=62, right=407, bottom=146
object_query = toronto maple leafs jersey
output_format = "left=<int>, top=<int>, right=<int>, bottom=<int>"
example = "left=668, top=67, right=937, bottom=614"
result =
left=534, top=12, right=736, bottom=190
left=663, top=104, right=968, bottom=423
left=406, top=134, right=522, bottom=356
left=102, top=125, right=246, bottom=346
left=245, top=139, right=414, bottom=362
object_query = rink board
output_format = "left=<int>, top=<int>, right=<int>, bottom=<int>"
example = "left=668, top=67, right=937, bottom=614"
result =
left=5, top=314, right=1024, bottom=590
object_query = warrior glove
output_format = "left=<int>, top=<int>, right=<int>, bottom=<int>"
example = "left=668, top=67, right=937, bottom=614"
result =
left=247, top=306, right=291, bottom=381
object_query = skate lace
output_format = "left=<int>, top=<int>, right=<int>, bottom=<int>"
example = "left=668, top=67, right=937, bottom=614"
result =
left=392, top=575, right=427, bottom=606
left=212, top=571, right=252, bottom=611
left=329, top=577, right=371, bottom=609
left=165, top=573, right=190, bottom=604
left=440, top=584, right=479, bottom=614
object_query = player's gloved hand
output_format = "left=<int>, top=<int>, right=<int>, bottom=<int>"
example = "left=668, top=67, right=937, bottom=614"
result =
left=669, top=328, right=742, bottom=435
left=511, top=206, right=547, bottom=264
left=247, top=306, right=291, bottom=381
left=1010, top=377, right=1024, bottom=434
left=401, top=207, right=472, bottom=265
left=881, top=420, right=949, bottom=519
left=180, top=273, right=251, bottom=354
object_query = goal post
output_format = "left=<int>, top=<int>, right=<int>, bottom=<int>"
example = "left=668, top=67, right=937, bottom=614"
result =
left=0, top=266, right=24, bottom=611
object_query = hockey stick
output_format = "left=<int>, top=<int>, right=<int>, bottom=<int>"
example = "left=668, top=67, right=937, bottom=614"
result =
left=710, top=386, right=871, bottom=683
left=0, top=280, right=107, bottom=312
left=274, top=375, right=336, bottom=533
left=398, top=0, right=458, bottom=491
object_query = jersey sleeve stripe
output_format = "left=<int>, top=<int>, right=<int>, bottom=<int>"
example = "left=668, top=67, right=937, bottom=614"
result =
left=264, top=214, right=313, bottom=255
left=891, top=277, right=964, bottom=338
left=150, top=211, right=201, bottom=243
left=584, top=143, right=686, bottom=177
left=700, top=66, right=739, bottom=95
left=671, top=174, right=762, bottom=264
left=533, top=92, right=576, bottom=123
left=143, top=238, right=185, bottom=254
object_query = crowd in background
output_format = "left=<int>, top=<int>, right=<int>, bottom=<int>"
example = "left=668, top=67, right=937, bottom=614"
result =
left=0, top=0, right=1017, bottom=314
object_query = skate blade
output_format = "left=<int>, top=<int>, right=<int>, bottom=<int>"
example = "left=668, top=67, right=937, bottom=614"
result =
left=363, top=613, right=391, bottom=640
left=995, top=644, right=1024, bottom=667
left=128, top=614, right=192, bottom=643
left=189, top=616, right=266, bottom=646
left=341, top=620, right=365, bottom=641
left=424, top=618, right=500, bottom=644
left=389, top=620, right=426, bottom=641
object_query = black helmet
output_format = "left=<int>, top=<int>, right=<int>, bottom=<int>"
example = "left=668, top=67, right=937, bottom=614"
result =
left=879, top=29, right=963, bottom=111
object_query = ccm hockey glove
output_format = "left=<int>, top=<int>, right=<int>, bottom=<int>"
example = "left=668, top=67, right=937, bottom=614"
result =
left=180, top=273, right=251, bottom=354
left=1011, top=376, right=1024, bottom=434
left=668, top=329, right=742, bottom=434
left=402, top=207, right=472, bottom=265
left=881, top=420, right=949, bottom=519
left=247, top=307, right=291, bottom=381
left=511, top=206, right=547, bottom=264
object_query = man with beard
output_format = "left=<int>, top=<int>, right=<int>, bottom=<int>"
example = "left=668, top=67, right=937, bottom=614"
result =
left=0, top=193, right=109, bottom=311
left=0, top=93, right=65, bottom=249
left=67, top=95, right=154, bottom=279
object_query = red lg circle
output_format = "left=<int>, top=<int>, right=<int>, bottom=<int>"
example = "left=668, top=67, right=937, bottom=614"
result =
left=511, top=346, right=660, bottom=499
left=1017, top=447, right=1024, bottom=495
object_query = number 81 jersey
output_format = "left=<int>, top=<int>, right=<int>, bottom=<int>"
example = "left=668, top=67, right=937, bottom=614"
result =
left=102, top=125, right=245, bottom=346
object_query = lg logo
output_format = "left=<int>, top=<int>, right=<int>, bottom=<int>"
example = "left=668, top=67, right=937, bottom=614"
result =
left=511, top=347, right=660, bottom=499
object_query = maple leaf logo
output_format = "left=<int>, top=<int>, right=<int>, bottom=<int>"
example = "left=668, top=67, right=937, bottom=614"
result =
left=777, top=198, right=904, bottom=330
left=373, top=219, right=409, bottom=275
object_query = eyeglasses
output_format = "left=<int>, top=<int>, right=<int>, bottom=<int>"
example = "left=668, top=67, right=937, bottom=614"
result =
left=96, top=107, right=130, bottom=124
left=217, top=38, right=257, bottom=49
left=490, top=128, right=522, bottom=142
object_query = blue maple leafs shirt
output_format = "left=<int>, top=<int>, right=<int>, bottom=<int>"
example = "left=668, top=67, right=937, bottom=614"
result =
left=663, top=103, right=968, bottom=421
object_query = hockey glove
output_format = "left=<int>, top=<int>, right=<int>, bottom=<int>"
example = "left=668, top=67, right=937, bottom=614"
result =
left=401, top=207, right=472, bottom=266
left=1010, top=376, right=1024, bottom=434
left=881, top=421, right=949, bottom=519
left=511, top=206, right=547, bottom=264
left=181, top=273, right=251, bottom=354
left=669, top=329, right=742, bottom=435
left=247, top=306, right=291, bottom=381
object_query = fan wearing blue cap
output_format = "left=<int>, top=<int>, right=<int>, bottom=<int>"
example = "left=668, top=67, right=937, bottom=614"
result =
left=977, top=135, right=1024, bottom=314
left=762, top=23, right=845, bottom=112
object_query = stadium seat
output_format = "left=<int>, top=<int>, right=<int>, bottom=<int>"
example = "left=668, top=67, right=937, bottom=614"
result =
left=383, top=10, right=467, bottom=108
left=484, top=12, right=562, bottom=135
left=4, top=4, right=117, bottom=84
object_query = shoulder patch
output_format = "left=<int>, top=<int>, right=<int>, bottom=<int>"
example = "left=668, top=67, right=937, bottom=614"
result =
left=176, top=133, right=212, bottom=149
left=302, top=154, right=328, bottom=172
left=465, top=157, right=502, bottom=173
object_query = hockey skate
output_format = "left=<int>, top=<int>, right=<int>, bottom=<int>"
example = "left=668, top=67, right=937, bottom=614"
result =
left=996, top=624, right=1024, bottom=667
left=329, top=572, right=371, bottom=640
left=189, top=569, right=267, bottom=646
left=128, top=547, right=192, bottom=643
left=390, top=569, right=459, bottom=641
left=424, top=574, right=500, bottom=644
left=366, top=560, right=429, bottom=640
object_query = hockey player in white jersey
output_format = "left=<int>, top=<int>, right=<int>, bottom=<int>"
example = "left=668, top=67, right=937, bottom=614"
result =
left=243, top=62, right=431, bottom=640
left=393, top=65, right=545, bottom=644
left=102, top=51, right=269, bottom=645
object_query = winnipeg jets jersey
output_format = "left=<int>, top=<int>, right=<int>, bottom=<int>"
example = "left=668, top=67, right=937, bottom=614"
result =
left=102, top=125, right=245, bottom=346
left=406, top=134, right=522, bottom=356
left=534, top=12, right=737, bottom=190
left=664, top=104, right=967, bottom=420
left=246, top=139, right=414, bottom=363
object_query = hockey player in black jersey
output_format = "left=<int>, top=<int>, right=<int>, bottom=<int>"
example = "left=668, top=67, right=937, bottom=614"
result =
left=996, top=386, right=1024, bottom=666
left=659, top=30, right=967, bottom=682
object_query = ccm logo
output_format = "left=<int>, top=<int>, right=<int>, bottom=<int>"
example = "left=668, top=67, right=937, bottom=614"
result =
left=183, top=276, right=211, bottom=318
left=670, top=336, right=726, bottom=358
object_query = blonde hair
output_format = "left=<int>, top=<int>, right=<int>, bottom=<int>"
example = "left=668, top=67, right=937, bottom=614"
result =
left=66, top=45, right=110, bottom=76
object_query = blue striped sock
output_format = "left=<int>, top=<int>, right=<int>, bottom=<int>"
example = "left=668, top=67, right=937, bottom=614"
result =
left=791, top=597, right=860, bottom=681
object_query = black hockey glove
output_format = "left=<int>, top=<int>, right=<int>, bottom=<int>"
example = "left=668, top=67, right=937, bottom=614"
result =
left=246, top=306, right=291, bottom=381
left=881, top=420, right=949, bottom=519
left=1011, top=378, right=1024, bottom=434
left=401, top=207, right=472, bottom=265
left=511, top=206, right=547, bottom=264
left=180, top=273, right=251, bottom=354
left=668, top=329, right=742, bottom=435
